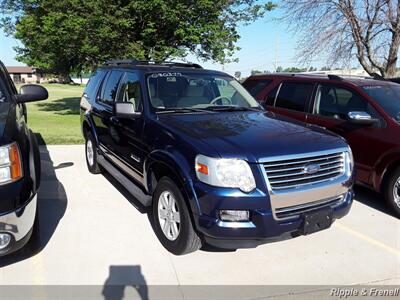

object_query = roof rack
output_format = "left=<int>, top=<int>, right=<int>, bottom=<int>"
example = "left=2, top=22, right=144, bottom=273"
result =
left=103, top=59, right=203, bottom=69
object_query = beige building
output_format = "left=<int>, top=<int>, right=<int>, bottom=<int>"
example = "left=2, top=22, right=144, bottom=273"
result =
left=6, top=66, right=47, bottom=84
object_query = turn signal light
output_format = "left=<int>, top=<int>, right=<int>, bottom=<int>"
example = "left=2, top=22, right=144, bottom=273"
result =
left=9, top=143, right=22, bottom=180
left=0, top=143, right=23, bottom=184
left=195, top=163, right=208, bottom=175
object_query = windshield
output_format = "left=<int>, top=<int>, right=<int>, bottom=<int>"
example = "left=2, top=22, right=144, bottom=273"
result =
left=363, top=85, right=400, bottom=123
left=147, top=72, right=261, bottom=112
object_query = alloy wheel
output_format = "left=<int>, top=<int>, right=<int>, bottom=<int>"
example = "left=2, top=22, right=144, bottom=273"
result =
left=86, top=139, right=94, bottom=167
left=394, top=177, right=400, bottom=208
left=158, top=191, right=181, bottom=241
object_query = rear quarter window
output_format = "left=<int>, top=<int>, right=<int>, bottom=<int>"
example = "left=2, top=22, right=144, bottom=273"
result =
left=84, top=69, right=107, bottom=101
left=243, top=79, right=272, bottom=99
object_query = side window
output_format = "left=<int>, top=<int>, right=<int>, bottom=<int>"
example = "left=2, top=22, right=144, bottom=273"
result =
left=314, top=84, right=379, bottom=120
left=118, top=72, right=143, bottom=112
left=0, top=85, right=5, bottom=102
left=265, top=85, right=280, bottom=106
left=275, top=82, right=314, bottom=112
left=100, top=71, right=123, bottom=106
left=243, top=80, right=272, bottom=99
left=84, top=69, right=107, bottom=101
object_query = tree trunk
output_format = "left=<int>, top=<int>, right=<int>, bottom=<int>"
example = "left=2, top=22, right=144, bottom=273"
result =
left=57, top=72, right=72, bottom=84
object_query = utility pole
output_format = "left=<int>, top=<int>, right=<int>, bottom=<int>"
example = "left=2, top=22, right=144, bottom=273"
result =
left=274, top=34, right=279, bottom=73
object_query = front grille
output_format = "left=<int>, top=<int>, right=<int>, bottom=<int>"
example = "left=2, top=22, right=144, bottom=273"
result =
left=275, top=195, right=345, bottom=219
left=264, top=152, right=345, bottom=190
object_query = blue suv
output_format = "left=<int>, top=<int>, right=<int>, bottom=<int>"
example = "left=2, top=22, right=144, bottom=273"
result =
left=80, top=60, right=355, bottom=255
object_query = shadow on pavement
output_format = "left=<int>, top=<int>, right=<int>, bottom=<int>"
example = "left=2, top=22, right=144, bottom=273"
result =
left=353, top=185, right=395, bottom=217
left=0, top=142, right=69, bottom=267
left=102, top=265, right=148, bottom=300
left=102, top=171, right=149, bottom=214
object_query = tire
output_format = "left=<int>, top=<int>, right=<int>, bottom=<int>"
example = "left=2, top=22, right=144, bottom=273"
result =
left=385, top=167, right=400, bottom=218
left=85, top=132, right=101, bottom=174
left=152, top=177, right=202, bottom=255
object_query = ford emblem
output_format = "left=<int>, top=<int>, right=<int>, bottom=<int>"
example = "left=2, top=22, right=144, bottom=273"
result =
left=304, top=163, right=320, bottom=175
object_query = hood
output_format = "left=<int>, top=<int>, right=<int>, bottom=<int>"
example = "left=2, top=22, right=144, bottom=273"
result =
left=0, top=102, right=10, bottom=142
left=159, top=111, right=348, bottom=163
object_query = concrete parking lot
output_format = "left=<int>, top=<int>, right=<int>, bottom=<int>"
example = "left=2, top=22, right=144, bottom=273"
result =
left=0, top=145, right=399, bottom=297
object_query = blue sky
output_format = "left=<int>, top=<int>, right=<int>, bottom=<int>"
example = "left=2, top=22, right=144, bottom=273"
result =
left=0, top=6, right=333, bottom=77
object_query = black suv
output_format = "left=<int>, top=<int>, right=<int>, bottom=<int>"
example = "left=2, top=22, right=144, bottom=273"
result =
left=80, top=60, right=354, bottom=255
left=0, top=60, right=48, bottom=256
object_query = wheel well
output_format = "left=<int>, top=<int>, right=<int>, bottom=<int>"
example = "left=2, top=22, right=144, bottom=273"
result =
left=149, top=161, right=201, bottom=237
left=381, top=162, right=400, bottom=192
left=149, top=162, right=183, bottom=194
left=82, top=121, right=91, bottom=140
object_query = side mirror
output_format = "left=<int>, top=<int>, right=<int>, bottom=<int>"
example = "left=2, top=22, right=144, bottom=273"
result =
left=16, top=84, right=48, bottom=103
left=115, top=102, right=140, bottom=118
left=347, top=111, right=378, bottom=125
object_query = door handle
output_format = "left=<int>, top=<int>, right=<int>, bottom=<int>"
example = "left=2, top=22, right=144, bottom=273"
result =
left=110, top=116, right=121, bottom=126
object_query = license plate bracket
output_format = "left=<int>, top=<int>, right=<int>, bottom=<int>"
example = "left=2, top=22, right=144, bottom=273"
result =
left=301, top=208, right=333, bottom=235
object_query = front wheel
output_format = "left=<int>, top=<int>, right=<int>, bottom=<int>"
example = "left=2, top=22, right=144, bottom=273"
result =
left=385, top=167, right=400, bottom=218
left=152, top=177, right=202, bottom=255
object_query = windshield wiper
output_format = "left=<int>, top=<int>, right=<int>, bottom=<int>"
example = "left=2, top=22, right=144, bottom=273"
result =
left=204, top=105, right=263, bottom=112
left=157, top=107, right=214, bottom=114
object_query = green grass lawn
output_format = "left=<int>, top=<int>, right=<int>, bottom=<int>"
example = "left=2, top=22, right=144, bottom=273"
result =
left=26, top=84, right=85, bottom=145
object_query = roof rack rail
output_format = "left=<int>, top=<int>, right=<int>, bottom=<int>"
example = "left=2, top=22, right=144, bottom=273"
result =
left=103, top=59, right=203, bottom=69
left=327, top=74, right=343, bottom=80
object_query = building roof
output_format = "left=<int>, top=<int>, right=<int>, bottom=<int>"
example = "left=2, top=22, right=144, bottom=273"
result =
left=6, top=66, right=35, bottom=74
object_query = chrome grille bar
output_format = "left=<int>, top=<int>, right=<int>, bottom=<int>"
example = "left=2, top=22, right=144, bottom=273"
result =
left=264, top=152, right=345, bottom=191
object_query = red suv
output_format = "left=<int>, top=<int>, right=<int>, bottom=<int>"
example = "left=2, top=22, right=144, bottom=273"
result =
left=243, top=74, right=400, bottom=217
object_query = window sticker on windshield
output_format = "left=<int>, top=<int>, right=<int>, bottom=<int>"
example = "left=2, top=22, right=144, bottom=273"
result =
left=150, top=72, right=182, bottom=78
left=166, top=77, right=177, bottom=82
left=364, top=85, right=383, bottom=89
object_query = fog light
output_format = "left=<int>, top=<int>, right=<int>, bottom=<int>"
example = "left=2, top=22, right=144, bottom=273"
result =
left=220, top=210, right=250, bottom=222
left=0, top=233, right=11, bottom=250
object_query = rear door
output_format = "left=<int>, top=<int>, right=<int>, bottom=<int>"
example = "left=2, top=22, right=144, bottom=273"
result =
left=91, top=70, right=124, bottom=158
left=306, top=83, right=387, bottom=185
left=268, top=81, right=314, bottom=123
left=242, top=79, right=272, bottom=103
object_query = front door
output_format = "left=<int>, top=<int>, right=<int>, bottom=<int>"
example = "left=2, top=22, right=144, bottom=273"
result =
left=306, top=83, right=388, bottom=185
left=109, top=71, right=147, bottom=185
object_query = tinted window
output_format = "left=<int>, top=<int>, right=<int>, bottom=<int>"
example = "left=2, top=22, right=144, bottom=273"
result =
left=100, top=71, right=123, bottom=105
left=363, top=85, right=400, bottom=123
left=85, top=69, right=107, bottom=101
left=265, top=85, right=280, bottom=106
left=119, top=72, right=143, bottom=112
left=0, top=86, right=5, bottom=102
left=314, top=84, right=379, bottom=120
left=275, top=82, right=314, bottom=111
left=243, top=79, right=272, bottom=98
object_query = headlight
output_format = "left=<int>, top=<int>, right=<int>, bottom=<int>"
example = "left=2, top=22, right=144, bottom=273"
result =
left=0, top=143, right=23, bottom=185
left=195, top=155, right=256, bottom=193
left=345, top=149, right=354, bottom=176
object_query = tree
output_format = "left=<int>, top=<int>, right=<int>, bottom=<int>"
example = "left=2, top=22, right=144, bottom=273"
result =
left=0, top=0, right=275, bottom=80
left=280, top=0, right=400, bottom=78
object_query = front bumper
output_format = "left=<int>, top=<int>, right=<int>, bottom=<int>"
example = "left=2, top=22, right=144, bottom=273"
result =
left=0, top=193, right=37, bottom=256
left=190, top=174, right=353, bottom=249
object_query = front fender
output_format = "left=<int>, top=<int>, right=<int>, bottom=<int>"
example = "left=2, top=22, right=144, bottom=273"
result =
left=144, top=149, right=201, bottom=215
left=372, top=148, right=400, bottom=192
